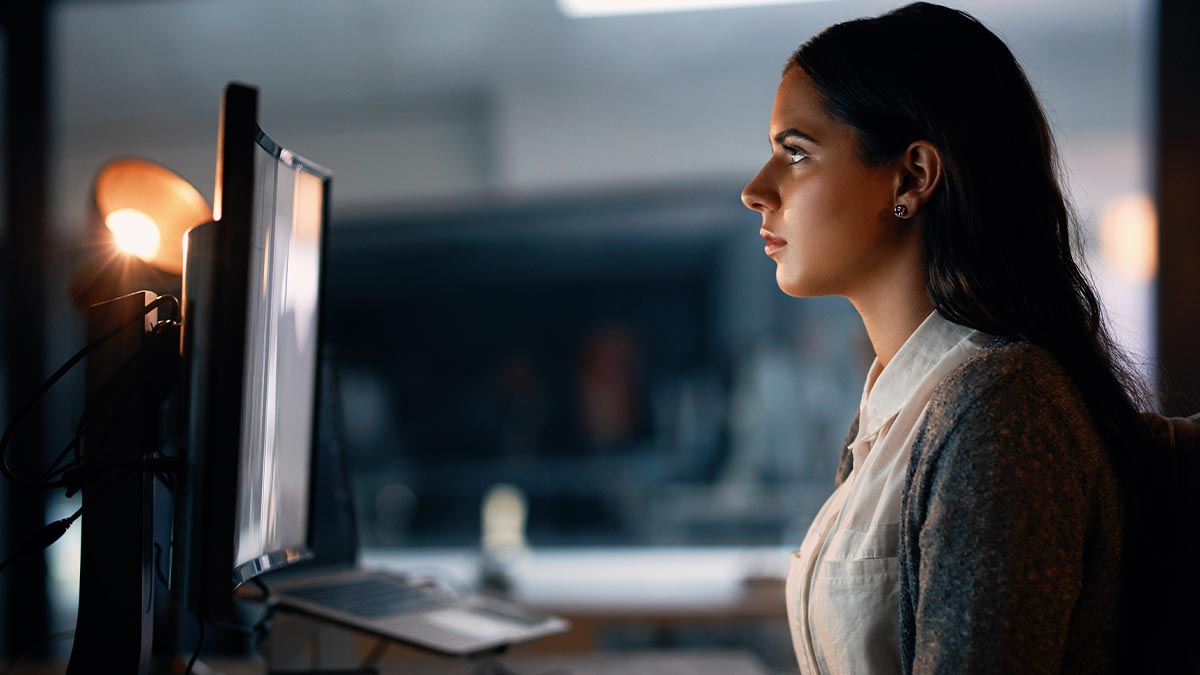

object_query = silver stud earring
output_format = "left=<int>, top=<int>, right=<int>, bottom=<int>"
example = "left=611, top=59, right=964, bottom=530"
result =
left=893, top=204, right=909, bottom=219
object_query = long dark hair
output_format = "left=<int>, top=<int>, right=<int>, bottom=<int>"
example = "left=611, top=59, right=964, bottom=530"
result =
left=790, top=1, right=1164, bottom=666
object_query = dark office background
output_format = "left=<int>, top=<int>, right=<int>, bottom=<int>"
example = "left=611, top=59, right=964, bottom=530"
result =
left=2, top=0, right=1198, bottom=669
left=324, top=192, right=864, bottom=549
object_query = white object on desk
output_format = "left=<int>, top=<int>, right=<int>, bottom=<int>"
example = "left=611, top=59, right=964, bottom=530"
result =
left=362, top=546, right=789, bottom=615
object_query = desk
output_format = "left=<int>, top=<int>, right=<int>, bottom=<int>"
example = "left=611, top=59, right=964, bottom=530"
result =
left=358, top=547, right=789, bottom=654
left=3, top=651, right=774, bottom=675
left=1, top=549, right=792, bottom=674
left=8, top=550, right=794, bottom=673
left=360, top=547, right=788, bottom=615
left=257, top=548, right=791, bottom=672
left=220, top=649, right=772, bottom=675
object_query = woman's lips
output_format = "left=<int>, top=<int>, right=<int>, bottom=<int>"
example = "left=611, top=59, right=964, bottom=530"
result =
left=760, top=228, right=787, bottom=256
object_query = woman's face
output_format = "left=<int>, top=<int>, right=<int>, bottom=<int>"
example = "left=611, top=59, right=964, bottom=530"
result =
left=741, top=67, right=906, bottom=299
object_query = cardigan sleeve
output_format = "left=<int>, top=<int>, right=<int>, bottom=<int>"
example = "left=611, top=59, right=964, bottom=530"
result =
left=899, top=347, right=1104, bottom=674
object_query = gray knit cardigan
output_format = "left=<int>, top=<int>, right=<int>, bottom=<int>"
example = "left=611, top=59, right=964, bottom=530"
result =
left=833, top=338, right=1123, bottom=674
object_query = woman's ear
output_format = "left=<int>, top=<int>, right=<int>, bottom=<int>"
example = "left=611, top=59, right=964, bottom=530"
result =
left=893, top=140, right=943, bottom=218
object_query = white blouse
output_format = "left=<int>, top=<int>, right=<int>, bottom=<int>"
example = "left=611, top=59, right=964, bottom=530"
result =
left=786, top=311, right=993, bottom=675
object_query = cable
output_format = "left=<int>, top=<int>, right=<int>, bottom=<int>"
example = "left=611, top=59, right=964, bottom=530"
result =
left=185, top=610, right=205, bottom=675
left=0, top=457, right=179, bottom=576
left=59, top=383, right=140, bottom=498
left=0, top=294, right=178, bottom=490
left=40, top=339, right=151, bottom=480
left=0, top=507, right=81, bottom=575
left=153, top=542, right=170, bottom=588
left=248, top=603, right=277, bottom=655
left=250, top=576, right=271, bottom=599
left=49, top=317, right=182, bottom=493
left=153, top=543, right=268, bottom=664
left=227, top=577, right=277, bottom=658
left=47, top=320, right=176, bottom=483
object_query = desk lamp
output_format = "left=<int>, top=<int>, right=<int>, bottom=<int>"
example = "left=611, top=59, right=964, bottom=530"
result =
left=70, top=157, right=211, bottom=307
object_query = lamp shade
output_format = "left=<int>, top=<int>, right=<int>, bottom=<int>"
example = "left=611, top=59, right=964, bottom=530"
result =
left=93, top=157, right=211, bottom=275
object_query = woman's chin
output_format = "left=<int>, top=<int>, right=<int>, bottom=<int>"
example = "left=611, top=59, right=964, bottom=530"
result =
left=775, top=268, right=808, bottom=297
left=775, top=267, right=834, bottom=298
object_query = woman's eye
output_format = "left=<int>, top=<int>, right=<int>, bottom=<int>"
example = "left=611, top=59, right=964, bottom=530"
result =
left=786, top=148, right=809, bottom=164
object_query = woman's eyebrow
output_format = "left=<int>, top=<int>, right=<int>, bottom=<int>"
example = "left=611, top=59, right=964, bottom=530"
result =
left=773, top=128, right=820, bottom=147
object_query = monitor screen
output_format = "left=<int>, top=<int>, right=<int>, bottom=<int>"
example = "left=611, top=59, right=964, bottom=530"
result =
left=232, top=133, right=328, bottom=579
left=175, top=84, right=332, bottom=619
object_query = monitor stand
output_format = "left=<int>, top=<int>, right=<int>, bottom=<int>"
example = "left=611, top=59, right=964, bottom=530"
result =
left=67, top=291, right=171, bottom=674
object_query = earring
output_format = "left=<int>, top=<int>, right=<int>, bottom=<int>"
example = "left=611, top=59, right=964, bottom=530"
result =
left=893, top=204, right=909, bottom=219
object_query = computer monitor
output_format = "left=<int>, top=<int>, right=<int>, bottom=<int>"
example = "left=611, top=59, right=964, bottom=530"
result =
left=174, top=83, right=332, bottom=620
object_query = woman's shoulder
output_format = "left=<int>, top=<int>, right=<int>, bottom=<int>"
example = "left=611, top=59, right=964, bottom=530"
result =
left=915, top=337, right=1107, bottom=477
left=933, top=337, right=1075, bottom=407
left=924, top=337, right=1092, bottom=434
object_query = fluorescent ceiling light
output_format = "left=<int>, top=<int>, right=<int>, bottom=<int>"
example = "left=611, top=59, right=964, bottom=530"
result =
left=559, top=0, right=829, bottom=18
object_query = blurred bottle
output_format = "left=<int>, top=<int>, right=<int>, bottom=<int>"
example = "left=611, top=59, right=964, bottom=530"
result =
left=478, top=483, right=529, bottom=596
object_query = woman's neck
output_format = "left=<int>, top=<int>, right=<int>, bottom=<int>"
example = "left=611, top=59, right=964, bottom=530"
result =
left=850, top=256, right=934, bottom=371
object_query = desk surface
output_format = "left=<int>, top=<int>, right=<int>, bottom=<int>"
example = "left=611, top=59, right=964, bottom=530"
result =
left=203, top=649, right=773, bottom=675
left=360, top=546, right=789, bottom=617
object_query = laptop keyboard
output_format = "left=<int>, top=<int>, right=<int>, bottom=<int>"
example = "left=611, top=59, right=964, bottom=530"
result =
left=285, top=577, right=457, bottom=618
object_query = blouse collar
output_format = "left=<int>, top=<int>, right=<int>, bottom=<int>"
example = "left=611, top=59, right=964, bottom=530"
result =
left=853, top=310, right=979, bottom=450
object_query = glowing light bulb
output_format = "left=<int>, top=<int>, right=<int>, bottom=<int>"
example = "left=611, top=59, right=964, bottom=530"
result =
left=105, top=208, right=162, bottom=262
left=1099, top=193, right=1157, bottom=283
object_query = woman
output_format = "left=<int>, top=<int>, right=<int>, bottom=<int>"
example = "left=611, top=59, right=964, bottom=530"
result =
left=740, top=3, right=1158, bottom=673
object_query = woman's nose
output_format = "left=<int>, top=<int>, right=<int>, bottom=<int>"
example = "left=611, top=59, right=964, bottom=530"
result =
left=741, top=167, right=778, bottom=213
